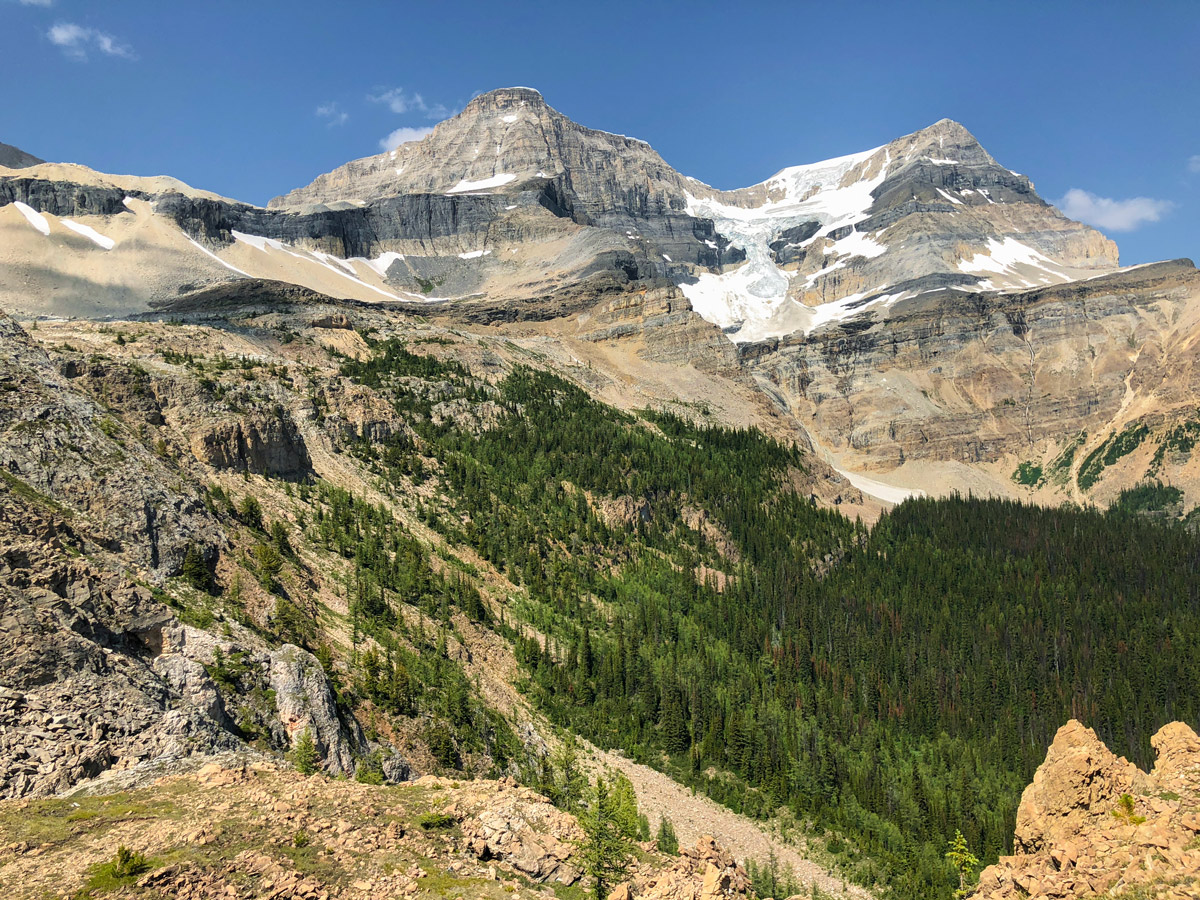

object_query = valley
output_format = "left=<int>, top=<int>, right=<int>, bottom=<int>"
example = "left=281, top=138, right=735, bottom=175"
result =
left=1, top=80, right=1199, bottom=900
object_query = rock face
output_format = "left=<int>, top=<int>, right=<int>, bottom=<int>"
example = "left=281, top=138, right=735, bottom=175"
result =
left=190, top=413, right=311, bottom=479
left=0, top=313, right=223, bottom=574
left=972, top=719, right=1200, bottom=898
left=269, top=644, right=365, bottom=778
left=0, top=142, right=44, bottom=170
left=742, top=260, right=1200, bottom=484
left=460, top=777, right=583, bottom=885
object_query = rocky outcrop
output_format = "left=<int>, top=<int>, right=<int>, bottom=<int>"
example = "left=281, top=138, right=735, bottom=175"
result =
left=269, top=644, right=364, bottom=778
left=0, top=314, right=224, bottom=575
left=608, top=835, right=754, bottom=900
left=972, top=719, right=1200, bottom=899
left=190, top=412, right=311, bottom=479
left=460, top=776, right=583, bottom=885
left=0, top=495, right=241, bottom=798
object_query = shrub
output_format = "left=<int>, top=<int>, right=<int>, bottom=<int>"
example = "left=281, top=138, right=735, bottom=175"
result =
left=355, top=751, right=385, bottom=785
left=105, top=845, right=149, bottom=879
left=181, top=544, right=213, bottom=593
left=417, top=813, right=457, bottom=830
left=1111, top=793, right=1147, bottom=825
left=237, top=495, right=264, bottom=530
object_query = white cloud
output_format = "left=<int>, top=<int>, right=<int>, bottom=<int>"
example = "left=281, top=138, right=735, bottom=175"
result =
left=1189, top=155, right=1200, bottom=174
left=1058, top=188, right=1173, bottom=233
left=315, top=102, right=349, bottom=127
left=379, top=126, right=434, bottom=152
left=48, top=22, right=135, bottom=60
left=368, top=87, right=453, bottom=120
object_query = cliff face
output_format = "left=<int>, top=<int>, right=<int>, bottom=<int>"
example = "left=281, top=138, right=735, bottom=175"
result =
left=738, top=260, right=1200, bottom=499
left=973, top=719, right=1200, bottom=899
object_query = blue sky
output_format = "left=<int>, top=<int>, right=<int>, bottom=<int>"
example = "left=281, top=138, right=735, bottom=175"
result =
left=2, top=0, right=1197, bottom=265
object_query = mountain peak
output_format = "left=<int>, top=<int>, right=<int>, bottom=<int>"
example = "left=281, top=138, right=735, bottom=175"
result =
left=462, top=86, right=548, bottom=115
left=0, top=141, right=45, bottom=170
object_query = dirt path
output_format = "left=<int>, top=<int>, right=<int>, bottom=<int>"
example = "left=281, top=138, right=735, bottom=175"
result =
left=590, top=748, right=874, bottom=900
left=443, top=608, right=874, bottom=899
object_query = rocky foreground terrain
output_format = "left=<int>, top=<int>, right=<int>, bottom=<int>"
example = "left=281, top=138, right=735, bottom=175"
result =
left=0, top=759, right=757, bottom=900
left=974, top=721, right=1200, bottom=899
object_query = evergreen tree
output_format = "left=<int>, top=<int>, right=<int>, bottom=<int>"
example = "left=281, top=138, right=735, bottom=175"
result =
left=656, top=816, right=679, bottom=855
left=945, top=830, right=979, bottom=899
left=181, top=544, right=212, bottom=593
left=578, top=778, right=634, bottom=900
left=293, top=728, right=319, bottom=776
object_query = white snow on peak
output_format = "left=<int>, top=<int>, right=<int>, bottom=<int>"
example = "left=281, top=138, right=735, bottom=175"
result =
left=936, top=188, right=964, bottom=206
left=680, top=144, right=894, bottom=342
left=62, top=219, right=115, bottom=250
left=502, top=114, right=518, bottom=123
left=362, top=251, right=406, bottom=277
left=13, top=201, right=50, bottom=236
left=445, top=173, right=517, bottom=194
left=959, top=237, right=1067, bottom=283
left=458, top=249, right=492, bottom=259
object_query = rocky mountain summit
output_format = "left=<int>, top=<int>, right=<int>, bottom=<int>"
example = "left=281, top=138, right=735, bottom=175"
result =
left=2, top=87, right=1117, bottom=335
left=0, top=142, right=42, bottom=170
left=973, top=720, right=1200, bottom=899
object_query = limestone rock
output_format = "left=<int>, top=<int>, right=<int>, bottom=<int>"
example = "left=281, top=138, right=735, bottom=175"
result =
left=1013, top=719, right=1141, bottom=854
left=268, top=644, right=362, bottom=778
left=972, top=719, right=1200, bottom=899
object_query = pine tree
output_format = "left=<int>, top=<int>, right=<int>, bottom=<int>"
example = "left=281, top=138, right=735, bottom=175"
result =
left=610, top=773, right=641, bottom=839
left=181, top=544, right=212, bottom=593
left=293, top=728, right=319, bottom=776
left=945, top=830, right=979, bottom=899
left=656, top=816, right=679, bottom=855
left=578, top=778, right=634, bottom=900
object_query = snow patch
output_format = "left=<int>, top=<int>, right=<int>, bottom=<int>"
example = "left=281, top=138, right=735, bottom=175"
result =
left=231, top=230, right=424, bottom=301
left=183, top=234, right=250, bottom=276
left=936, top=188, right=963, bottom=205
left=62, top=219, right=115, bottom=250
left=835, top=467, right=924, bottom=504
left=502, top=114, right=518, bottom=123
left=362, top=251, right=406, bottom=277
left=446, top=173, right=516, bottom=194
left=13, top=201, right=50, bottom=236
left=681, top=144, right=892, bottom=342
left=458, top=249, right=492, bottom=259
left=662, top=254, right=672, bottom=262
left=959, top=237, right=1061, bottom=277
